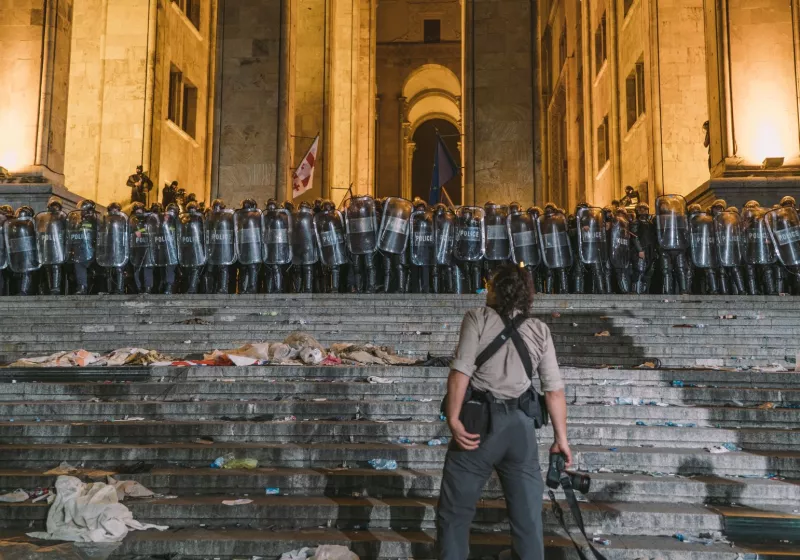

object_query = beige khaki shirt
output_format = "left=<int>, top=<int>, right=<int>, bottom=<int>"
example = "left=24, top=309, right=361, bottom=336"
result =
left=450, top=307, right=564, bottom=399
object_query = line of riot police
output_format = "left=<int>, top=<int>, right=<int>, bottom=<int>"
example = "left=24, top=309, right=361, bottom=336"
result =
left=0, top=193, right=798, bottom=296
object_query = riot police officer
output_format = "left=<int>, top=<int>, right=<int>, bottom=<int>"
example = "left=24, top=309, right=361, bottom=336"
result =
left=409, top=199, right=434, bottom=293
left=432, top=203, right=455, bottom=294
left=35, top=197, right=67, bottom=295
left=608, top=208, right=632, bottom=293
left=538, top=204, right=571, bottom=294
left=234, top=198, right=263, bottom=294
left=742, top=201, right=777, bottom=295
left=508, top=202, right=541, bottom=293
left=656, top=195, right=690, bottom=295
left=453, top=206, right=485, bottom=294
left=293, top=201, right=319, bottom=293
left=575, top=204, right=608, bottom=294
left=68, top=200, right=98, bottom=295
left=205, top=199, right=236, bottom=294
left=262, top=199, right=292, bottom=293
left=378, top=197, right=413, bottom=293
left=708, top=199, right=744, bottom=295
left=526, top=206, right=546, bottom=293
left=483, top=201, right=511, bottom=281
left=344, top=195, right=378, bottom=293
left=97, top=202, right=129, bottom=294
left=630, top=202, right=657, bottom=294
left=687, top=203, right=718, bottom=295
left=129, top=202, right=155, bottom=294
left=6, top=206, right=40, bottom=295
left=314, top=199, right=347, bottom=292
left=178, top=201, right=207, bottom=294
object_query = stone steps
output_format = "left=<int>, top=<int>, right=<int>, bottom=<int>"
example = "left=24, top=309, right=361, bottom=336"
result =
left=2, top=399, right=796, bottom=428
left=3, top=443, right=798, bottom=478
left=2, top=420, right=797, bottom=450
left=8, top=529, right=791, bottom=560
left=1, top=294, right=799, bottom=559
left=2, top=468, right=796, bottom=507
left=0, top=495, right=749, bottom=537
left=3, top=380, right=797, bottom=406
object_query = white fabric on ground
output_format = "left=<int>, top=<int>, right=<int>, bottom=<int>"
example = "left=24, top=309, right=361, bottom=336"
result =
left=27, top=476, right=168, bottom=543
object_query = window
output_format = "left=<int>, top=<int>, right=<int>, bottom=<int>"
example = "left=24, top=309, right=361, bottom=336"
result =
left=559, top=26, right=567, bottom=70
left=172, top=0, right=200, bottom=29
left=423, top=19, right=441, bottom=43
left=594, top=13, right=607, bottom=76
left=624, top=0, right=634, bottom=17
left=182, top=80, right=198, bottom=138
left=625, top=58, right=646, bottom=130
left=597, top=115, right=609, bottom=168
left=168, top=68, right=182, bottom=124
left=167, top=65, right=198, bottom=139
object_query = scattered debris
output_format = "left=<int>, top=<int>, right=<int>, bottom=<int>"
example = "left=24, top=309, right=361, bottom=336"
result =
left=222, top=458, right=259, bottom=470
left=222, top=498, right=253, bottom=506
left=592, top=537, right=610, bottom=546
left=368, top=376, right=394, bottom=384
left=706, top=443, right=741, bottom=454
left=265, top=488, right=281, bottom=495
left=173, top=317, right=210, bottom=325
left=368, top=459, right=398, bottom=471
left=427, top=437, right=448, bottom=446
left=43, top=461, right=80, bottom=476
left=107, top=477, right=155, bottom=501
left=594, top=331, right=610, bottom=337
left=27, top=476, right=168, bottom=542
left=0, top=489, right=29, bottom=503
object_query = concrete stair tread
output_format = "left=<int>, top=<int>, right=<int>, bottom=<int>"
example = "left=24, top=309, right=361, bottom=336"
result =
left=4, top=528, right=795, bottom=559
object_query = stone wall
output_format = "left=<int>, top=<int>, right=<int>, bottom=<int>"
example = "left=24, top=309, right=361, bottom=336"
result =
left=466, top=0, right=536, bottom=206
left=213, top=0, right=282, bottom=205
left=63, top=0, right=149, bottom=204
left=0, top=0, right=73, bottom=179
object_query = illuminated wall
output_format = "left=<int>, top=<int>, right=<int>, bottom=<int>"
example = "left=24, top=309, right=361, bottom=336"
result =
left=727, top=0, right=799, bottom=164
left=0, top=0, right=73, bottom=177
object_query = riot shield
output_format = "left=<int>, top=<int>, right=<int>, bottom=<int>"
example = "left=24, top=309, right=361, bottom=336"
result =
left=206, top=209, right=237, bottom=266
left=378, top=197, right=412, bottom=255
left=262, top=208, right=292, bottom=265
left=507, top=212, right=540, bottom=267
left=0, top=214, right=8, bottom=270
left=434, top=210, right=455, bottom=266
left=688, top=212, right=717, bottom=269
left=5, top=216, right=39, bottom=273
left=344, top=196, right=378, bottom=255
left=454, top=207, right=486, bottom=261
left=97, top=211, right=129, bottom=268
left=235, top=208, right=263, bottom=265
left=741, top=207, right=777, bottom=266
left=178, top=212, right=207, bottom=267
left=292, top=208, right=319, bottom=266
left=714, top=210, right=743, bottom=268
left=409, top=209, right=436, bottom=267
left=608, top=214, right=630, bottom=269
left=147, top=212, right=178, bottom=267
left=34, top=211, right=67, bottom=265
left=66, top=211, right=97, bottom=264
left=765, top=206, right=800, bottom=266
left=537, top=211, right=573, bottom=269
left=314, top=210, right=347, bottom=267
left=576, top=207, right=606, bottom=265
left=484, top=205, right=511, bottom=261
left=129, top=214, right=155, bottom=268
left=655, top=194, right=688, bottom=251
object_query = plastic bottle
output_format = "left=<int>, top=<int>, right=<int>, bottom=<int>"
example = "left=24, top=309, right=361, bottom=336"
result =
left=210, top=452, right=235, bottom=469
left=368, top=458, right=398, bottom=470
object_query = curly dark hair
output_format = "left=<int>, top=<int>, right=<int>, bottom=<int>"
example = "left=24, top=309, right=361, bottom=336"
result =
left=489, top=263, right=534, bottom=318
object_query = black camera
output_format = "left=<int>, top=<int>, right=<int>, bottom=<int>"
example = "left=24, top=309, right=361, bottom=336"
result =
left=546, top=452, right=591, bottom=494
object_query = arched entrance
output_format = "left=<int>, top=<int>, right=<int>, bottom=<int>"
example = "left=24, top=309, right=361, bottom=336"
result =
left=411, top=119, right=462, bottom=205
left=400, top=64, right=462, bottom=202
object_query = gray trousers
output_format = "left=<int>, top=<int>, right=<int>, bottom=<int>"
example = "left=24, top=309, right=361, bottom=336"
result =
left=436, top=406, right=544, bottom=560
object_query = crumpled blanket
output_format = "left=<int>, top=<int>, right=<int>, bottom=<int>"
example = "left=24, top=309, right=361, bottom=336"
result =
left=27, top=476, right=168, bottom=543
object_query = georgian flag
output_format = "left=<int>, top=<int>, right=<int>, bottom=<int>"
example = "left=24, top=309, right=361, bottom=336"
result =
left=292, top=135, right=319, bottom=198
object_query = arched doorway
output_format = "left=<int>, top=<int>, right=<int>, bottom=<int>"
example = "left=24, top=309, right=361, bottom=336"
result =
left=411, top=119, right=462, bottom=205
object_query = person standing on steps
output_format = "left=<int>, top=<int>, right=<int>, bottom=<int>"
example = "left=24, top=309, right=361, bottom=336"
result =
left=436, top=263, right=571, bottom=560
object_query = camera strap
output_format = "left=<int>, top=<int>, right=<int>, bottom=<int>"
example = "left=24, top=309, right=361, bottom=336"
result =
left=548, top=474, right=608, bottom=560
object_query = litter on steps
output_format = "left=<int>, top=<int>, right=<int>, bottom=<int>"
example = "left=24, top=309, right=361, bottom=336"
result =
left=27, top=476, right=168, bottom=543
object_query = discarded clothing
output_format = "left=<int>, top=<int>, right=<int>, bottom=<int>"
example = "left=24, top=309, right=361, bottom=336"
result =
left=27, top=476, right=168, bottom=543
left=106, top=477, right=155, bottom=501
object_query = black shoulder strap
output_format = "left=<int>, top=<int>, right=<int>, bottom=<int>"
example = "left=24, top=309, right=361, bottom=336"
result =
left=474, top=313, right=534, bottom=381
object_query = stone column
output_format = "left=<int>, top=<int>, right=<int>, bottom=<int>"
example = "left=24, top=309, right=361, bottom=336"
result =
left=463, top=0, right=536, bottom=205
left=0, top=0, right=74, bottom=183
